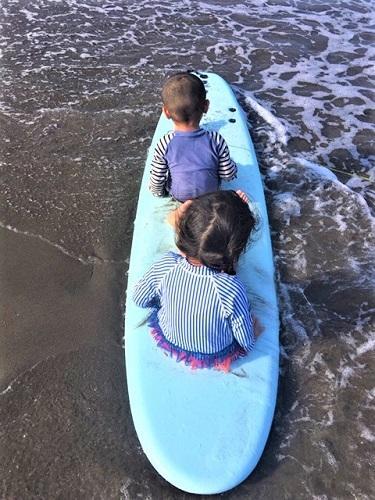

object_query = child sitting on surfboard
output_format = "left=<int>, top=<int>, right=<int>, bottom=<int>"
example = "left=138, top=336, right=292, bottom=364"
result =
left=149, top=72, right=237, bottom=202
left=133, top=190, right=262, bottom=372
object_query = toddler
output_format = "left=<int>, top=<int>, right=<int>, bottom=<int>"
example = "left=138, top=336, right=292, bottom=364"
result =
left=149, top=72, right=237, bottom=202
left=133, top=190, right=261, bottom=372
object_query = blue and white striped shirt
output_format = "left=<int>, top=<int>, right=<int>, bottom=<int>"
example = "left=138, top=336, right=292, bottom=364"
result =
left=149, top=128, right=237, bottom=202
left=133, top=252, right=255, bottom=354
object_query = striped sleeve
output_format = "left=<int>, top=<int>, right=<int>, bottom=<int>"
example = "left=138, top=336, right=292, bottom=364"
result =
left=229, top=296, right=255, bottom=351
left=215, top=275, right=255, bottom=351
left=133, top=252, right=179, bottom=308
left=210, top=131, right=237, bottom=181
left=149, top=132, right=174, bottom=196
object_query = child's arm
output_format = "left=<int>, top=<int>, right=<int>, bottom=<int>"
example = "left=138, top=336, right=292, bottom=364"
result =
left=133, top=252, right=178, bottom=308
left=212, top=132, right=237, bottom=181
left=133, top=264, right=160, bottom=308
left=228, top=286, right=257, bottom=351
left=149, top=133, right=174, bottom=197
left=230, top=308, right=255, bottom=352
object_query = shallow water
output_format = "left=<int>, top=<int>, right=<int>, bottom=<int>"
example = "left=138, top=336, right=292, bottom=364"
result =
left=0, top=0, right=374, bottom=498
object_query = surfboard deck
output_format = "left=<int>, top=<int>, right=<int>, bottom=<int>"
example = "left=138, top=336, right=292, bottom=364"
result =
left=124, top=72, right=279, bottom=495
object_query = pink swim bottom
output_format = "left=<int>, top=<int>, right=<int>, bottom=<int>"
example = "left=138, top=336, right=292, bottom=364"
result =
left=148, top=312, right=246, bottom=372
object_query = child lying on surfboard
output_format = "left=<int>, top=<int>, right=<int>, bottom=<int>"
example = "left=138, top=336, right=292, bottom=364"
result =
left=149, top=72, right=237, bottom=202
left=133, top=190, right=263, bottom=372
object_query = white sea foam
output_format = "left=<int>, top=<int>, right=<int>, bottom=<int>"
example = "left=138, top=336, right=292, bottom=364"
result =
left=0, top=221, right=120, bottom=265
left=0, top=359, right=44, bottom=396
left=295, top=157, right=338, bottom=183
left=20, top=8, right=37, bottom=21
left=241, top=90, right=288, bottom=146
left=273, top=192, right=301, bottom=225
left=337, top=365, right=356, bottom=389
left=359, top=425, right=375, bottom=443
left=356, top=337, right=375, bottom=357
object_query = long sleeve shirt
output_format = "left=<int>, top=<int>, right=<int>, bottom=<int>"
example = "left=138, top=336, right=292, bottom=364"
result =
left=133, top=252, right=254, bottom=355
left=149, top=128, right=237, bottom=202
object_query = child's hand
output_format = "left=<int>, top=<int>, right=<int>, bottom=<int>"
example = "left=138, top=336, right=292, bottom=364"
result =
left=236, top=190, right=249, bottom=204
left=252, top=316, right=264, bottom=338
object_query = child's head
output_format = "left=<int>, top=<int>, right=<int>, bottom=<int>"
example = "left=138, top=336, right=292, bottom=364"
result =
left=162, top=72, right=208, bottom=125
left=175, top=191, right=257, bottom=275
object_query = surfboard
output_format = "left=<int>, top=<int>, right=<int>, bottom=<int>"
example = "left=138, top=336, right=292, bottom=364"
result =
left=124, top=72, right=279, bottom=494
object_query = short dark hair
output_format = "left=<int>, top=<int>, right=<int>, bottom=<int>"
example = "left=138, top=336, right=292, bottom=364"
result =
left=162, top=72, right=207, bottom=123
left=176, top=191, right=258, bottom=275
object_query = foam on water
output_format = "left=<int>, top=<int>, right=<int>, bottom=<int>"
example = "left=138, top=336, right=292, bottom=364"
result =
left=241, top=91, right=288, bottom=145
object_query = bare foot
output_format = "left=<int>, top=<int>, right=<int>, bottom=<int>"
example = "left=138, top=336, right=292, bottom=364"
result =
left=252, top=316, right=264, bottom=338
left=166, top=209, right=178, bottom=227
left=167, top=199, right=193, bottom=228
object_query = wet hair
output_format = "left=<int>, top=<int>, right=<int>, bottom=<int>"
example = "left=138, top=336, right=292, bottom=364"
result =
left=176, top=191, right=257, bottom=275
left=162, top=72, right=207, bottom=124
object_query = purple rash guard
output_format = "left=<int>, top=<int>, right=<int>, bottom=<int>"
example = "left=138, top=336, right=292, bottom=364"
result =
left=149, top=128, right=237, bottom=202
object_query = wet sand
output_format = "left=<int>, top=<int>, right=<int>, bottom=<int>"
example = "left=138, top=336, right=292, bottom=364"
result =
left=0, top=226, right=284, bottom=500
left=0, top=225, right=126, bottom=387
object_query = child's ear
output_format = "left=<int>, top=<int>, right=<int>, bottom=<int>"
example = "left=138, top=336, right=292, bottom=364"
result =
left=203, top=99, right=210, bottom=113
left=163, top=105, right=172, bottom=119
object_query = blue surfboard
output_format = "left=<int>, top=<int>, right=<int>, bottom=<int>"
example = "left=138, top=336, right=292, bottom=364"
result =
left=124, top=72, right=279, bottom=494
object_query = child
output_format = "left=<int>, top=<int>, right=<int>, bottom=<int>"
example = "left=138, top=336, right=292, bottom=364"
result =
left=149, top=72, right=237, bottom=202
left=133, top=190, right=262, bottom=372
